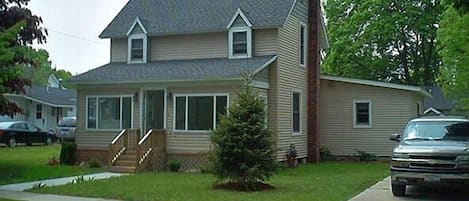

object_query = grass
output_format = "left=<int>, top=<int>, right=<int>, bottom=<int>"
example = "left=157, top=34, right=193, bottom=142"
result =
left=0, top=199, right=22, bottom=201
left=0, top=145, right=102, bottom=185
left=30, top=162, right=389, bottom=201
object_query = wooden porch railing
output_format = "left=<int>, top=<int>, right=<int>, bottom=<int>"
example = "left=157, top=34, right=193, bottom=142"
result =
left=108, top=129, right=141, bottom=166
left=108, top=129, right=128, bottom=166
left=136, top=129, right=166, bottom=172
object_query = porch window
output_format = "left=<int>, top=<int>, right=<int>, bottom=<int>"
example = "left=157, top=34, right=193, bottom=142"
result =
left=86, top=96, right=132, bottom=130
left=353, top=100, right=372, bottom=128
left=174, top=94, right=228, bottom=131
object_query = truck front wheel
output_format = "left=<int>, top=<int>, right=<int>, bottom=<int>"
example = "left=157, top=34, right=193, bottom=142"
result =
left=391, top=184, right=406, bottom=197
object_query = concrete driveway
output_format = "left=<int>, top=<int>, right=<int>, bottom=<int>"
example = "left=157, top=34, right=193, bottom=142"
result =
left=350, top=177, right=469, bottom=201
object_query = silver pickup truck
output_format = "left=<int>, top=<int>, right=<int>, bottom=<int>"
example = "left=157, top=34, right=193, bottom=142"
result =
left=389, top=117, right=469, bottom=196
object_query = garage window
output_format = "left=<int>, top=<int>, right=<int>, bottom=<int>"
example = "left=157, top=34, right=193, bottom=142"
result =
left=353, top=100, right=372, bottom=128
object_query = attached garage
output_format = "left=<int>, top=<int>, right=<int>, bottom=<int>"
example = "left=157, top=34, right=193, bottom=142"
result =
left=319, top=76, right=431, bottom=156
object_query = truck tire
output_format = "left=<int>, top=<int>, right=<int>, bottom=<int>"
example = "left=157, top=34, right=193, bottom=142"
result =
left=391, top=184, right=406, bottom=197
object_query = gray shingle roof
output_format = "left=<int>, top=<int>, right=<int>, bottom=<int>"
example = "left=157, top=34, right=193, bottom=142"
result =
left=100, top=0, right=295, bottom=38
left=25, top=86, right=77, bottom=107
left=423, top=86, right=456, bottom=110
left=72, top=55, right=276, bottom=83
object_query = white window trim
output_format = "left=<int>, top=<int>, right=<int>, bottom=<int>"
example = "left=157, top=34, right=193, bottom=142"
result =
left=228, top=27, right=252, bottom=59
left=85, top=95, right=134, bottom=132
left=292, top=89, right=302, bottom=136
left=173, top=93, right=230, bottom=133
left=127, top=33, right=148, bottom=64
left=299, top=22, right=307, bottom=68
left=353, top=100, right=372, bottom=129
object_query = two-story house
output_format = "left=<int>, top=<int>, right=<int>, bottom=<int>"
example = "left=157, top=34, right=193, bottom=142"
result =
left=72, top=0, right=328, bottom=172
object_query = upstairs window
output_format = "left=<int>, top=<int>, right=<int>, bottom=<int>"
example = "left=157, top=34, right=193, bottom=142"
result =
left=227, top=9, right=253, bottom=59
left=127, top=18, right=148, bottom=64
left=353, top=100, right=372, bottom=128
left=300, top=23, right=307, bottom=67
left=128, top=34, right=147, bottom=64
left=229, top=27, right=252, bottom=59
left=131, top=38, right=144, bottom=60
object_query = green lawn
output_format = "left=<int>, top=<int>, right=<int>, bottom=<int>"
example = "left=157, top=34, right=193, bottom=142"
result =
left=0, top=145, right=102, bottom=185
left=30, top=162, right=389, bottom=201
left=0, top=199, right=21, bottom=201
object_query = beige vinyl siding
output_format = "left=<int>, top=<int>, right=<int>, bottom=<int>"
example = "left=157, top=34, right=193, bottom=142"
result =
left=110, top=29, right=277, bottom=62
left=254, top=29, right=278, bottom=56
left=151, top=33, right=227, bottom=61
left=111, top=39, right=127, bottom=63
left=275, top=14, right=308, bottom=161
left=319, top=80, right=424, bottom=156
left=76, top=86, right=140, bottom=149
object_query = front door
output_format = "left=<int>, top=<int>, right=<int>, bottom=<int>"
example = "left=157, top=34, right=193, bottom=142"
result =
left=144, top=90, right=165, bottom=132
left=34, top=103, right=45, bottom=130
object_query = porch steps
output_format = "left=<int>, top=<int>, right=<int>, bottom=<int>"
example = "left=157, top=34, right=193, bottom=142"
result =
left=109, top=149, right=137, bottom=173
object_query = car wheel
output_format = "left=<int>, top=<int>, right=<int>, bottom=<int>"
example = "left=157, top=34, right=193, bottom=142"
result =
left=8, top=137, right=17, bottom=148
left=45, top=137, right=53, bottom=146
left=391, top=184, right=406, bottom=197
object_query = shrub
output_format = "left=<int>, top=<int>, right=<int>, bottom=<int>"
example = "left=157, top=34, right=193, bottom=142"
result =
left=320, top=147, right=331, bottom=161
left=211, top=74, right=277, bottom=191
left=168, top=159, right=181, bottom=172
left=60, top=141, right=77, bottom=165
left=355, top=150, right=377, bottom=161
left=88, top=159, right=102, bottom=168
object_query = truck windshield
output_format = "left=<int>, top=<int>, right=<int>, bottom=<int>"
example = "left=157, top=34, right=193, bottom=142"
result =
left=403, top=121, right=469, bottom=141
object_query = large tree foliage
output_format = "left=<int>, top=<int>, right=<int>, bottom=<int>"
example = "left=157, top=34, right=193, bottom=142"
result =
left=0, top=0, right=47, bottom=116
left=211, top=75, right=277, bottom=191
left=438, top=0, right=469, bottom=112
left=323, top=0, right=442, bottom=85
left=21, top=49, right=73, bottom=88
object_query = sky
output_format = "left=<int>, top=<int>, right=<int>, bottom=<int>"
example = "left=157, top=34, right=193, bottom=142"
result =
left=28, top=0, right=129, bottom=75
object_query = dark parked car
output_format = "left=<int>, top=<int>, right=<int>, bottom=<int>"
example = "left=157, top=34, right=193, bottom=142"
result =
left=56, top=116, right=76, bottom=142
left=0, top=121, right=56, bottom=147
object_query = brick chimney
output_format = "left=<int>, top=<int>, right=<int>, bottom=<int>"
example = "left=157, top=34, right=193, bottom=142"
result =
left=307, top=0, right=321, bottom=163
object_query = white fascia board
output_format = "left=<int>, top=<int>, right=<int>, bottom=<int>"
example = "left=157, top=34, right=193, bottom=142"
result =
left=320, top=75, right=432, bottom=97
left=252, top=56, right=278, bottom=75
left=23, top=96, right=75, bottom=108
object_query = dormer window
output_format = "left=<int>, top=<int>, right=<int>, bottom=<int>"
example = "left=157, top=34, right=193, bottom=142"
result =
left=127, top=17, right=148, bottom=64
left=227, top=9, right=252, bottom=59
left=129, top=35, right=146, bottom=63
left=229, top=28, right=251, bottom=58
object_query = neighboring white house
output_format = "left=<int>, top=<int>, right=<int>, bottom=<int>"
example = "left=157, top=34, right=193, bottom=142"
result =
left=2, top=76, right=77, bottom=131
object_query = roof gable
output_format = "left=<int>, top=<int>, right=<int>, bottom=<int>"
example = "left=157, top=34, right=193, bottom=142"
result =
left=226, top=8, right=252, bottom=28
left=100, top=0, right=295, bottom=38
left=126, top=17, right=148, bottom=36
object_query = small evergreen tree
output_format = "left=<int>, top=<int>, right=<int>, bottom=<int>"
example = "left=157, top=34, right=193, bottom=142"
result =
left=211, top=74, right=277, bottom=191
